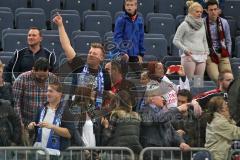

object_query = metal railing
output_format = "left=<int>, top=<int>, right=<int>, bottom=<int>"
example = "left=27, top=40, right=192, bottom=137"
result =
left=0, top=147, right=50, bottom=160
left=66, top=146, right=135, bottom=160
left=139, top=147, right=212, bottom=160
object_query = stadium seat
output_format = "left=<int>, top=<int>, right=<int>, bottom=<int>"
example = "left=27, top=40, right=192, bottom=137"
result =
left=71, top=31, right=102, bottom=53
left=95, top=0, right=123, bottom=19
left=31, top=0, right=61, bottom=20
left=83, top=14, right=112, bottom=38
left=41, top=30, right=63, bottom=60
left=0, top=0, right=27, bottom=12
left=15, top=8, right=46, bottom=29
left=143, top=55, right=158, bottom=62
left=0, top=51, right=14, bottom=56
left=137, top=0, right=154, bottom=20
left=62, top=0, right=94, bottom=18
left=223, top=0, right=240, bottom=20
left=143, top=35, right=168, bottom=61
left=145, top=13, right=173, bottom=31
left=82, top=10, right=111, bottom=29
left=0, top=7, right=12, bottom=12
left=158, top=0, right=185, bottom=17
left=0, top=10, right=14, bottom=48
left=0, top=55, right=12, bottom=65
left=175, top=15, right=185, bottom=28
left=161, top=56, right=181, bottom=64
left=147, top=16, right=175, bottom=45
left=2, top=28, right=28, bottom=51
left=51, top=9, right=81, bottom=37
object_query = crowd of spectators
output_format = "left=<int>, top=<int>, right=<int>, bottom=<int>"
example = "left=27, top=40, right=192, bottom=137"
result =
left=1, top=0, right=240, bottom=159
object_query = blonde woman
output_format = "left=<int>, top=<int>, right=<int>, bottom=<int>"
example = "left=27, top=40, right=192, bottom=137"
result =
left=173, top=0, right=209, bottom=80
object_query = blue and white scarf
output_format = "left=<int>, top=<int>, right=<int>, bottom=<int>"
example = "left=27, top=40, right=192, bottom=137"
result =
left=77, top=64, right=104, bottom=109
left=36, top=101, right=64, bottom=151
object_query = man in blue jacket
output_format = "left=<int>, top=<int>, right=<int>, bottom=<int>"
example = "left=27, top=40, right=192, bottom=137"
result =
left=114, top=0, right=145, bottom=63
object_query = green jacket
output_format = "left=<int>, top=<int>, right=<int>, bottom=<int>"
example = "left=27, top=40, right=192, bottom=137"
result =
left=205, top=112, right=240, bottom=160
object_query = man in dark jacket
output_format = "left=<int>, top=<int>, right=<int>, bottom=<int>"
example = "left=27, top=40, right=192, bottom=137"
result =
left=139, top=81, right=190, bottom=159
left=4, top=27, right=56, bottom=83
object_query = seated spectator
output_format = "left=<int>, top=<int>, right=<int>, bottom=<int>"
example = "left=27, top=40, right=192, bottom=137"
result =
left=102, top=90, right=142, bottom=159
left=4, top=27, right=56, bottom=83
left=147, top=61, right=190, bottom=108
left=28, top=82, right=74, bottom=157
left=139, top=81, right=190, bottom=159
left=0, top=60, right=13, bottom=105
left=205, top=96, right=240, bottom=160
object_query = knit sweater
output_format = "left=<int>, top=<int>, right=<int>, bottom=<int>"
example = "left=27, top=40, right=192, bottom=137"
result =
left=173, top=21, right=209, bottom=62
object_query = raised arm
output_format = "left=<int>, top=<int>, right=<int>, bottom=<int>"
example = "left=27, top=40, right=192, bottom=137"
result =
left=53, top=14, right=76, bottom=61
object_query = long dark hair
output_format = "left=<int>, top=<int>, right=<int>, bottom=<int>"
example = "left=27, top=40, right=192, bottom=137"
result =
left=206, top=96, right=225, bottom=123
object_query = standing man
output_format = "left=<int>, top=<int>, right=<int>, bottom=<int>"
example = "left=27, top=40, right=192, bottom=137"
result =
left=4, top=27, right=56, bottom=83
left=204, top=0, right=232, bottom=83
left=114, top=0, right=145, bottom=63
left=13, top=58, right=58, bottom=133
left=53, top=14, right=111, bottom=147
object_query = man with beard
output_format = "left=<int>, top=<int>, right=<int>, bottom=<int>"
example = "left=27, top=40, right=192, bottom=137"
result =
left=114, top=0, right=145, bottom=63
left=53, top=14, right=111, bottom=147
left=4, top=27, right=56, bottom=83
left=12, top=57, right=58, bottom=144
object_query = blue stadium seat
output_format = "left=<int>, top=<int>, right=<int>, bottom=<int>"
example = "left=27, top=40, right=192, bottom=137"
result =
left=145, top=13, right=173, bottom=31
left=0, top=10, right=14, bottom=48
left=95, top=0, right=123, bottom=19
left=0, top=51, right=14, bottom=56
left=143, top=35, right=168, bottom=61
left=83, top=13, right=112, bottom=38
left=71, top=31, right=102, bottom=53
left=62, top=0, right=94, bottom=18
left=158, top=0, right=185, bottom=17
left=143, top=55, right=158, bottom=62
left=0, top=7, right=12, bottom=12
left=137, top=0, right=154, bottom=20
left=223, top=0, right=240, bottom=20
left=15, top=8, right=46, bottom=29
left=0, top=55, right=12, bottom=65
left=162, top=56, right=181, bottom=64
left=2, top=28, right=28, bottom=51
left=0, top=0, right=27, bottom=12
left=51, top=9, right=81, bottom=37
left=41, top=30, right=63, bottom=60
left=31, top=0, right=61, bottom=20
left=175, top=15, right=185, bottom=28
left=147, top=16, right=175, bottom=45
